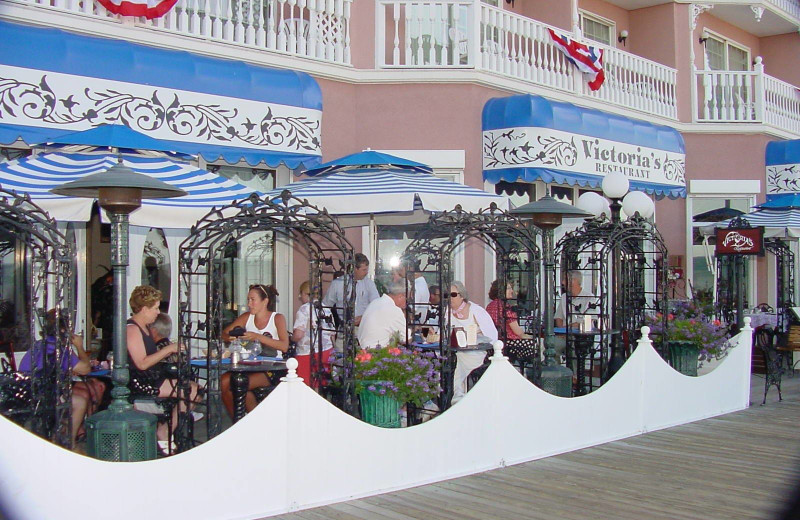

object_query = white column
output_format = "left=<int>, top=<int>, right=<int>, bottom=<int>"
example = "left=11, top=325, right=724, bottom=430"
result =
left=127, top=226, right=148, bottom=317
left=164, top=228, right=191, bottom=334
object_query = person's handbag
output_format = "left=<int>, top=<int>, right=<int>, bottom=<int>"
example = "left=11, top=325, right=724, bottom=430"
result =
left=260, top=332, right=279, bottom=357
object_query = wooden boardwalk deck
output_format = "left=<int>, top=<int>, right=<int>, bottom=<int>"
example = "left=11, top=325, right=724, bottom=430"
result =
left=271, top=374, right=800, bottom=520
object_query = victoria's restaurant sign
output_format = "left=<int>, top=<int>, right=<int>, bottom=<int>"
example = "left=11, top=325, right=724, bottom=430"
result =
left=482, top=127, right=685, bottom=187
left=715, top=227, right=764, bottom=256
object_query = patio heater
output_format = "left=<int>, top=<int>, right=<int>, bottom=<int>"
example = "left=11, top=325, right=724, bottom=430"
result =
left=512, top=193, right=592, bottom=397
left=52, top=158, right=186, bottom=461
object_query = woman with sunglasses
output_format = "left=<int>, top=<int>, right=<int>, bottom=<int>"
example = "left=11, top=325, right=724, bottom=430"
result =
left=220, top=284, right=289, bottom=418
left=448, top=281, right=497, bottom=404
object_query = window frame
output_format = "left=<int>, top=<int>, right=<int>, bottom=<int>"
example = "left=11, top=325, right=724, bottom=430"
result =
left=579, top=10, right=616, bottom=47
left=685, top=186, right=757, bottom=305
left=703, top=30, right=751, bottom=71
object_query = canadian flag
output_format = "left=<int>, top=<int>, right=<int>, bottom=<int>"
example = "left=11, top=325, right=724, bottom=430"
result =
left=548, top=29, right=606, bottom=91
left=95, top=0, right=178, bottom=19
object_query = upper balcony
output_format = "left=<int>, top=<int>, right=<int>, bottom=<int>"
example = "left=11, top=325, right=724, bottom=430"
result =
left=694, top=59, right=800, bottom=135
left=376, top=1, right=679, bottom=120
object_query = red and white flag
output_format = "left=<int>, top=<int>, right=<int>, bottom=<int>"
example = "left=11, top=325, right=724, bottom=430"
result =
left=548, top=29, right=605, bottom=91
left=95, top=0, right=178, bottom=18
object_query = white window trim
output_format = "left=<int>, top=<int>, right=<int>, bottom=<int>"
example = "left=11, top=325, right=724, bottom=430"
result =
left=702, top=29, right=751, bottom=71
left=685, top=188, right=758, bottom=303
left=579, top=10, right=616, bottom=47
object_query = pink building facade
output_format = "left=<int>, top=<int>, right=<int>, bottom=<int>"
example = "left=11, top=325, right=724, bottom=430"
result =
left=0, top=0, right=798, bottom=323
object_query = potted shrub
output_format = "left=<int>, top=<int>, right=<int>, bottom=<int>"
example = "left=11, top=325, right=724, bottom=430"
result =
left=647, top=300, right=730, bottom=376
left=353, top=332, right=441, bottom=428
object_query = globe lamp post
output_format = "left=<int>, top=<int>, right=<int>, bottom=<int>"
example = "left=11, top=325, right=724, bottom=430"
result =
left=52, top=158, right=186, bottom=461
left=511, top=193, right=593, bottom=397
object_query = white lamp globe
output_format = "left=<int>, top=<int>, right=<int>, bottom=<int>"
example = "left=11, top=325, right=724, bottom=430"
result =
left=622, top=190, right=655, bottom=218
left=602, top=171, right=630, bottom=199
left=599, top=197, right=611, bottom=218
left=576, top=192, right=605, bottom=218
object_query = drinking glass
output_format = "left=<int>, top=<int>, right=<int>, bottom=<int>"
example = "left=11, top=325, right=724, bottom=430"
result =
left=248, top=340, right=261, bottom=359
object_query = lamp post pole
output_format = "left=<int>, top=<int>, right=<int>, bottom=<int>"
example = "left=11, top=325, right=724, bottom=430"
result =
left=52, top=159, right=186, bottom=461
left=511, top=193, right=592, bottom=397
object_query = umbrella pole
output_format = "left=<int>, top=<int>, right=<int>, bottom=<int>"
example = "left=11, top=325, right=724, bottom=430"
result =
left=369, top=215, right=377, bottom=279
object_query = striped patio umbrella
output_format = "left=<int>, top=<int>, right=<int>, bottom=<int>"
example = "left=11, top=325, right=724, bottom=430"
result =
left=268, top=168, right=508, bottom=226
left=702, top=208, right=800, bottom=238
left=0, top=152, right=260, bottom=228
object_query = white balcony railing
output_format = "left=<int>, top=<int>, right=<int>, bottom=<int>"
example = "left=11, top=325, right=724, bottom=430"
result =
left=694, top=58, right=800, bottom=134
left=376, top=1, right=678, bottom=119
left=12, top=0, right=352, bottom=65
left=767, top=0, right=800, bottom=21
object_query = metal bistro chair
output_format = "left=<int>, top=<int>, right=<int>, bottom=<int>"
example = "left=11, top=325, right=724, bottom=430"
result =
left=755, top=327, right=784, bottom=405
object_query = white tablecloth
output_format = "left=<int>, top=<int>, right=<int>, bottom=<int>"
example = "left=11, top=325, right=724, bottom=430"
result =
left=745, top=313, right=779, bottom=329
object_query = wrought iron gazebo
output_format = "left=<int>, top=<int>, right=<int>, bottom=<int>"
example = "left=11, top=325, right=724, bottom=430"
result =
left=403, top=203, right=542, bottom=410
left=556, top=212, right=668, bottom=395
left=177, top=192, right=356, bottom=446
left=0, top=188, right=74, bottom=448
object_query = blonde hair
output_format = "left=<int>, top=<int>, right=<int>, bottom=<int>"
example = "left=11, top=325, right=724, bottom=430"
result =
left=130, top=285, right=162, bottom=314
left=298, top=280, right=310, bottom=295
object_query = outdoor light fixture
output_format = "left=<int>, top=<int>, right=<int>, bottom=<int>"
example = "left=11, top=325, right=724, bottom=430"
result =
left=617, top=30, right=628, bottom=46
left=511, top=193, right=593, bottom=397
left=699, top=32, right=709, bottom=45
left=52, top=157, right=186, bottom=461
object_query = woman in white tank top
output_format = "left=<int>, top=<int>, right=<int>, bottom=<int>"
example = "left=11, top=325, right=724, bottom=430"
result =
left=220, top=284, right=289, bottom=418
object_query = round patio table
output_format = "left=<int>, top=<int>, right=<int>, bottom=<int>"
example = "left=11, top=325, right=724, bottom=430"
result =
left=226, top=360, right=287, bottom=423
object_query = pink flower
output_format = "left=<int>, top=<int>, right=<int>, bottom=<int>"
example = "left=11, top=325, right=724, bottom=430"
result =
left=388, top=348, right=402, bottom=356
left=667, top=314, right=674, bottom=321
left=356, top=351, right=372, bottom=363
left=713, top=320, right=721, bottom=326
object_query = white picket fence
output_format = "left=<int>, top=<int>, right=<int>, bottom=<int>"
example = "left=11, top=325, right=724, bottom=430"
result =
left=694, top=58, right=800, bottom=134
left=0, top=322, right=753, bottom=520
left=375, top=0, right=679, bottom=119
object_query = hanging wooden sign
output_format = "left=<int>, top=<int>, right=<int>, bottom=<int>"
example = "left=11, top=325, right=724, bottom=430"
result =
left=715, top=227, right=764, bottom=255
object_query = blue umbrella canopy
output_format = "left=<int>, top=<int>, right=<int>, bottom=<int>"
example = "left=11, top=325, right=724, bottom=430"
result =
left=757, top=193, right=800, bottom=210
left=32, top=124, right=190, bottom=158
left=302, top=150, right=433, bottom=176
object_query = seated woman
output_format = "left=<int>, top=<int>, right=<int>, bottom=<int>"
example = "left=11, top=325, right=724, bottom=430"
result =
left=486, top=280, right=536, bottom=369
left=126, top=286, right=199, bottom=448
left=18, top=309, right=106, bottom=448
left=220, top=284, right=289, bottom=417
left=292, top=281, right=335, bottom=386
left=449, top=281, right=498, bottom=404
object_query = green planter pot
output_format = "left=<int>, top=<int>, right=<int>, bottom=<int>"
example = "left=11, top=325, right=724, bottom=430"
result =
left=668, top=340, right=700, bottom=376
left=358, top=382, right=401, bottom=428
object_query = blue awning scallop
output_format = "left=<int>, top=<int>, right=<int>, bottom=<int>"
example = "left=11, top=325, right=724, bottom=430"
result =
left=766, top=140, right=800, bottom=202
left=482, top=94, right=686, bottom=198
left=0, top=20, right=322, bottom=169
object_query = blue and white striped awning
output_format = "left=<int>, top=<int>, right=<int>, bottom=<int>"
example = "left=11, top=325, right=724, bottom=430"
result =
left=704, top=208, right=800, bottom=239
left=268, top=169, right=507, bottom=226
left=0, top=152, right=260, bottom=228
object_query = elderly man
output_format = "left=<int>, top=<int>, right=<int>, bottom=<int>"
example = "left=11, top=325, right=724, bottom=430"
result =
left=357, top=281, right=407, bottom=349
left=554, top=271, right=598, bottom=329
left=391, top=264, right=430, bottom=323
left=322, top=253, right=380, bottom=327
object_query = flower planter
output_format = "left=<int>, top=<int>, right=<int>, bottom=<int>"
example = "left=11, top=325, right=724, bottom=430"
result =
left=668, top=341, right=700, bottom=376
left=358, top=382, right=401, bottom=428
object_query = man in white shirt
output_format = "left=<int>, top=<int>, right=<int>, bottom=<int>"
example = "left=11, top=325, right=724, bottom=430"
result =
left=554, top=271, right=598, bottom=328
left=391, top=265, right=430, bottom=323
left=357, top=281, right=407, bottom=349
left=322, top=253, right=380, bottom=327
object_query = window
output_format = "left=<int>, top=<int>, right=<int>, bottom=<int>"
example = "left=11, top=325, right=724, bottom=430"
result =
left=704, top=33, right=750, bottom=71
left=141, top=228, right=170, bottom=312
left=687, top=187, right=757, bottom=311
left=208, top=164, right=276, bottom=192
left=580, top=11, right=614, bottom=46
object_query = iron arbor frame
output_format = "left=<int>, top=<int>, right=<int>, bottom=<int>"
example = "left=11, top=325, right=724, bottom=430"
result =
left=0, top=188, right=74, bottom=448
left=556, top=212, right=669, bottom=395
left=403, top=204, right=543, bottom=409
left=177, top=192, right=356, bottom=446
